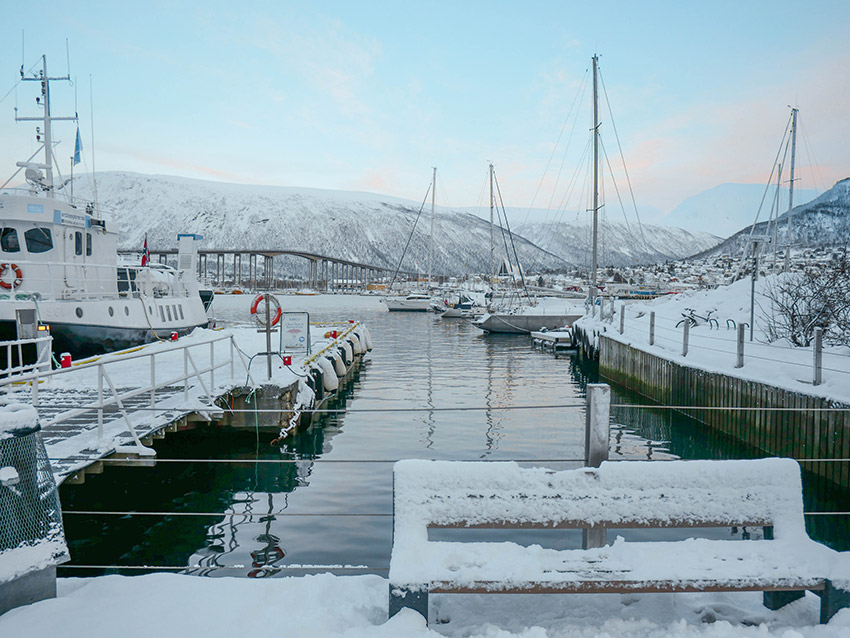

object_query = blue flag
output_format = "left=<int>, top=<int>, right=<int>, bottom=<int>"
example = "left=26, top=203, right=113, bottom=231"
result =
left=73, top=127, right=82, bottom=166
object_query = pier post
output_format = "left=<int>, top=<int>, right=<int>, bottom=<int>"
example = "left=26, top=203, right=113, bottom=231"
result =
left=584, top=383, right=610, bottom=549
left=649, top=311, right=655, bottom=345
left=735, top=323, right=745, bottom=368
left=682, top=321, right=689, bottom=357
left=619, top=305, right=625, bottom=334
left=813, top=327, right=823, bottom=386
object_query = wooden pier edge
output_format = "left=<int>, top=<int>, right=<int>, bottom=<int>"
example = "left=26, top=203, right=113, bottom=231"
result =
left=573, top=324, right=850, bottom=492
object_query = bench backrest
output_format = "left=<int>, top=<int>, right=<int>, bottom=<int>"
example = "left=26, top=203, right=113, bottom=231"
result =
left=393, top=458, right=807, bottom=541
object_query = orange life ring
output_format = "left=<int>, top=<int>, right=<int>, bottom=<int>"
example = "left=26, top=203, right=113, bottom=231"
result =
left=250, top=293, right=282, bottom=326
left=0, top=263, right=23, bottom=290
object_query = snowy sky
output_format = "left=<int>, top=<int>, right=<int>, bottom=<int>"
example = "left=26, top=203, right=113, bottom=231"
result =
left=0, top=0, right=848, bottom=220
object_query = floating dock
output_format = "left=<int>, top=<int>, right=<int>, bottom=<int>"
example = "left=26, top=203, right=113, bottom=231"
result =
left=0, top=321, right=371, bottom=484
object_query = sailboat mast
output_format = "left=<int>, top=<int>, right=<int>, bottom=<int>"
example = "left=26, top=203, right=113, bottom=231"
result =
left=489, top=162, right=495, bottom=285
left=590, top=54, right=600, bottom=302
left=429, top=166, right=435, bottom=288
left=784, top=107, right=798, bottom=272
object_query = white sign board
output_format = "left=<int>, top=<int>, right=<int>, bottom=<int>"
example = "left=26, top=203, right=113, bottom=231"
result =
left=279, top=312, right=310, bottom=352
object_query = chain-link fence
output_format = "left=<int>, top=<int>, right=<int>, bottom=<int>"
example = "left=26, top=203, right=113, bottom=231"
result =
left=0, top=404, right=69, bottom=582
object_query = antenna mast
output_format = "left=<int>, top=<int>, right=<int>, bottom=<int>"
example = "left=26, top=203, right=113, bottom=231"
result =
left=16, top=55, right=76, bottom=197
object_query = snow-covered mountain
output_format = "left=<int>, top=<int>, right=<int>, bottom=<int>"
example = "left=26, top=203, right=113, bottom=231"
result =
left=73, top=172, right=571, bottom=275
left=692, top=177, right=850, bottom=258
left=515, top=220, right=721, bottom=268
left=70, top=172, right=720, bottom=274
left=663, top=183, right=821, bottom=237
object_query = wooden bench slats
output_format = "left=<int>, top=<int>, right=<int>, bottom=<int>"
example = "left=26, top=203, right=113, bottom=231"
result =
left=430, top=579, right=827, bottom=595
left=429, top=518, right=773, bottom=530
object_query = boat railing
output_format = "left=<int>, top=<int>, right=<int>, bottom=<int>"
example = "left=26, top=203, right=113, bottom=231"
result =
left=0, top=332, right=255, bottom=446
left=0, top=259, right=194, bottom=302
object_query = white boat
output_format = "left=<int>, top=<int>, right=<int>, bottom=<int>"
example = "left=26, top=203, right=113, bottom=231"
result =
left=382, top=293, right=432, bottom=312
left=0, top=55, right=210, bottom=358
left=382, top=167, right=438, bottom=312
left=473, top=304, right=584, bottom=333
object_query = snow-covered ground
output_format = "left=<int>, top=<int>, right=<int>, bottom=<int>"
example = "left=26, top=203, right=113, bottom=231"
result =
left=1, top=572, right=848, bottom=637
left=578, top=276, right=850, bottom=405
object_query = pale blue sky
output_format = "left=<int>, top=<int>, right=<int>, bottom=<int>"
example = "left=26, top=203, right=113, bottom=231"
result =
left=1, top=1, right=847, bottom=219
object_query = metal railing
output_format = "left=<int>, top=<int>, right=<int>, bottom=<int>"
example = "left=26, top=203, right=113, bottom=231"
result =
left=0, top=334, right=53, bottom=382
left=0, top=333, right=256, bottom=446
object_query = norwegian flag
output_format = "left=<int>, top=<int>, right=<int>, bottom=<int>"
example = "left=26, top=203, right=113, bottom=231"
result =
left=141, top=235, right=150, bottom=267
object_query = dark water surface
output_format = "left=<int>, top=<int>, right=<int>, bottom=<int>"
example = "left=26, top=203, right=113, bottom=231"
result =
left=58, top=295, right=850, bottom=577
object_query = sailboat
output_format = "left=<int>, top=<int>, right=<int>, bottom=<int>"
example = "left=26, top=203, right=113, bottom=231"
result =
left=0, top=55, right=211, bottom=357
left=382, top=167, right=437, bottom=312
left=472, top=164, right=584, bottom=334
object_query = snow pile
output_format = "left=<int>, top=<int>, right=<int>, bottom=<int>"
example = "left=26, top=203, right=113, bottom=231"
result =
left=577, top=276, right=850, bottom=404
left=1, top=573, right=850, bottom=637
left=0, top=403, right=39, bottom=440
left=389, top=459, right=839, bottom=590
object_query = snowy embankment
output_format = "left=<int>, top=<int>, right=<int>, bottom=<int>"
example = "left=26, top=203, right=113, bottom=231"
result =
left=1, top=572, right=849, bottom=637
left=577, top=276, right=850, bottom=405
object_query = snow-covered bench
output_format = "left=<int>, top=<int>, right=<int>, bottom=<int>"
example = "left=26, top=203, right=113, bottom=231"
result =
left=388, top=458, right=849, bottom=624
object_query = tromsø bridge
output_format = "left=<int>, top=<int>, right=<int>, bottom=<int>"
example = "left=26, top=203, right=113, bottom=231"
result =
left=119, top=247, right=422, bottom=291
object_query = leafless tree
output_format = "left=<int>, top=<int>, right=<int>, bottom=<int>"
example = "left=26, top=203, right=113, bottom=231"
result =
left=760, top=251, right=850, bottom=347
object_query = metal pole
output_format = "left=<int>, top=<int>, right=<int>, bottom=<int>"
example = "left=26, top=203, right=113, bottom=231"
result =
left=785, top=107, right=798, bottom=273
left=619, top=304, right=624, bottom=334
left=489, top=163, right=494, bottom=286
left=682, top=320, right=689, bottom=357
left=265, top=295, right=272, bottom=380
left=150, top=352, right=156, bottom=409
left=583, top=383, right=609, bottom=550
left=736, top=323, right=745, bottom=368
left=750, top=240, right=759, bottom=342
left=429, top=166, right=435, bottom=290
left=649, top=311, right=655, bottom=345
left=97, top=363, right=104, bottom=441
left=813, top=326, right=823, bottom=386
left=590, top=54, right=600, bottom=305
left=584, top=383, right=610, bottom=467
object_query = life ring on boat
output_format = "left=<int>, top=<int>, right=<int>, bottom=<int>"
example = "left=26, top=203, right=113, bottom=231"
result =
left=250, top=293, right=281, bottom=326
left=0, top=263, right=23, bottom=290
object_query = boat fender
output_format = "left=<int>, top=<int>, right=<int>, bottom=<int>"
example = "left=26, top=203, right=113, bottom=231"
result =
left=330, top=351, right=346, bottom=377
left=309, top=367, right=325, bottom=402
left=317, top=357, right=339, bottom=392
left=360, top=326, right=373, bottom=351
left=337, top=345, right=351, bottom=367
left=340, top=341, right=353, bottom=365
left=250, top=293, right=282, bottom=326
left=0, top=263, right=23, bottom=290
left=348, top=333, right=363, bottom=355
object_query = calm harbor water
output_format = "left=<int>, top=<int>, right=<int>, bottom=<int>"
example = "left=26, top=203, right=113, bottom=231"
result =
left=58, top=294, right=850, bottom=577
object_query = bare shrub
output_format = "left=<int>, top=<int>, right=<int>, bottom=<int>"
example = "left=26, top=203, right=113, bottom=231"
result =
left=760, top=252, right=850, bottom=347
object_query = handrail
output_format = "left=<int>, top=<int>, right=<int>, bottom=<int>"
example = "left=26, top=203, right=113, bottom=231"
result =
left=0, top=332, right=235, bottom=388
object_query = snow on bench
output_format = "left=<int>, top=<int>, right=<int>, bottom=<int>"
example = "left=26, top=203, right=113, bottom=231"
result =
left=388, top=458, right=849, bottom=624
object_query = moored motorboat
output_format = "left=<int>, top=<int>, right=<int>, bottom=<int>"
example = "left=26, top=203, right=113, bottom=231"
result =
left=0, top=55, right=210, bottom=358
left=382, top=292, right=432, bottom=312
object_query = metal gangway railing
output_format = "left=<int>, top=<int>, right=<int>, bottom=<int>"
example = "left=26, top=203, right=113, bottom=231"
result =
left=0, top=334, right=53, bottom=380
left=0, top=332, right=257, bottom=449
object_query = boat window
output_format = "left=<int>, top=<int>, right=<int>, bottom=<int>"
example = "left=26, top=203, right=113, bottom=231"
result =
left=0, top=228, right=20, bottom=253
left=24, top=227, right=53, bottom=254
left=86, top=233, right=92, bottom=256
left=159, top=306, right=165, bottom=322
left=178, top=305, right=184, bottom=320
left=75, top=231, right=83, bottom=256
left=166, top=306, right=173, bottom=321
